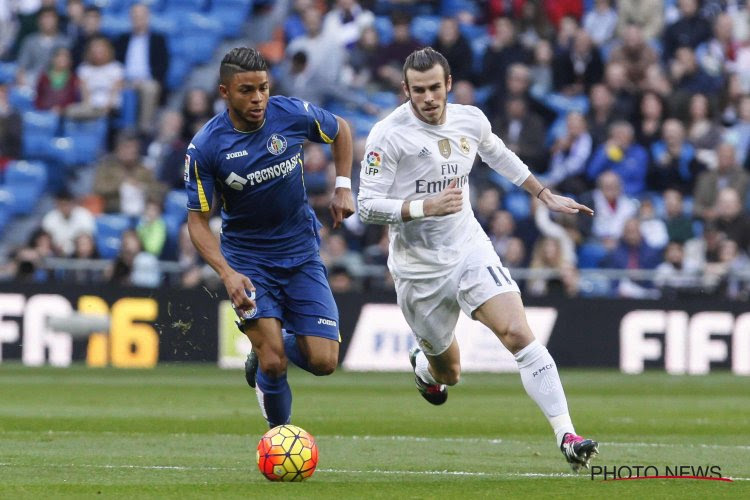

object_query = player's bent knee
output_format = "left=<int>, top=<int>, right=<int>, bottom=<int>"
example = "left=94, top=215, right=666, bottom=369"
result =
left=259, top=354, right=288, bottom=378
left=499, top=322, right=533, bottom=353
left=308, top=357, right=337, bottom=376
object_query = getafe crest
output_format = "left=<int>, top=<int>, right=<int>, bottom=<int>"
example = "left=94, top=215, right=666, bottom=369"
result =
left=438, top=138, right=451, bottom=159
left=460, top=137, right=470, bottom=154
left=267, top=134, right=287, bottom=155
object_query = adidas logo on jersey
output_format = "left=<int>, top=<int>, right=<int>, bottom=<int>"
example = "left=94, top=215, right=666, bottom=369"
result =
left=418, top=147, right=432, bottom=158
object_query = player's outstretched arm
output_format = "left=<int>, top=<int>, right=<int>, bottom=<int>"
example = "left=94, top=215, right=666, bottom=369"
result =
left=186, top=211, right=256, bottom=316
left=520, top=174, right=594, bottom=216
left=329, top=117, right=355, bottom=228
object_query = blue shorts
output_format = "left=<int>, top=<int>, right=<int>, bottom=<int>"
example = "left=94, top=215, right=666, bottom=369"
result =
left=231, top=256, right=340, bottom=341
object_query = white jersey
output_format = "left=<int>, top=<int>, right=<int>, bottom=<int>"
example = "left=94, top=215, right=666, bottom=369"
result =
left=358, top=102, right=531, bottom=279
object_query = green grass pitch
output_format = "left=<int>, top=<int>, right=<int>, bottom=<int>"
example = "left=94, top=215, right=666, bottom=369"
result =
left=1, top=365, right=748, bottom=498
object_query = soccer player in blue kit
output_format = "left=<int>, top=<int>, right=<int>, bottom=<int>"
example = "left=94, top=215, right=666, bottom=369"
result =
left=185, top=47, right=355, bottom=427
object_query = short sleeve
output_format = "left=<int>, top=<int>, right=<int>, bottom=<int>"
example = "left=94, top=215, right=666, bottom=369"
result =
left=184, top=145, right=215, bottom=212
left=295, top=98, right=339, bottom=144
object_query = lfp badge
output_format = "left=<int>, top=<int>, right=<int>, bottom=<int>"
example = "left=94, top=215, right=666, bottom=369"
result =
left=267, top=134, right=287, bottom=155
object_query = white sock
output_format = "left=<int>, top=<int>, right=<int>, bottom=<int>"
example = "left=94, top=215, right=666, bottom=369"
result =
left=415, top=350, right=439, bottom=385
left=514, top=340, right=575, bottom=446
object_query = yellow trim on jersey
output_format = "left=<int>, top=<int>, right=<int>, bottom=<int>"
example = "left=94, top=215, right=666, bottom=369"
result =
left=315, top=119, right=335, bottom=144
left=194, top=160, right=209, bottom=212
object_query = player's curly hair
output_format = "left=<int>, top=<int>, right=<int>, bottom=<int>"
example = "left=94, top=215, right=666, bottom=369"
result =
left=402, top=47, right=451, bottom=86
left=220, top=47, right=268, bottom=84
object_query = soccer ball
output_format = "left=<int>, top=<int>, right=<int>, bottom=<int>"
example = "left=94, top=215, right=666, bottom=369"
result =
left=256, top=424, right=318, bottom=481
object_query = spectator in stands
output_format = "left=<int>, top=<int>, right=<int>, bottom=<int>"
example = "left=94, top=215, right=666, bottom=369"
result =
left=180, top=88, right=213, bottom=143
left=34, top=46, right=79, bottom=112
left=585, top=170, right=638, bottom=246
left=343, top=26, right=381, bottom=90
left=71, top=5, right=101, bottom=67
left=283, top=0, right=312, bottom=43
left=552, top=29, right=603, bottom=95
left=725, top=94, right=750, bottom=167
left=488, top=210, right=515, bottom=258
left=322, top=0, right=374, bottom=49
left=107, top=229, right=142, bottom=285
left=63, top=0, right=85, bottom=43
left=648, top=118, right=705, bottom=195
left=136, top=199, right=166, bottom=257
left=670, top=46, right=722, bottom=99
left=638, top=197, right=669, bottom=250
left=541, top=111, right=591, bottom=196
left=663, top=189, right=694, bottom=244
left=374, top=12, right=420, bottom=91
left=529, top=39, right=553, bottom=97
left=516, top=1, right=554, bottom=50
left=474, top=187, right=501, bottom=232
left=177, top=222, right=204, bottom=288
left=587, top=121, right=649, bottom=196
left=609, top=23, right=658, bottom=88
left=40, top=190, right=95, bottom=257
left=492, top=63, right=553, bottom=125
left=65, top=36, right=123, bottom=120
left=554, top=14, right=579, bottom=53
left=713, top=187, right=750, bottom=252
left=634, top=91, right=666, bottom=148
left=525, top=237, right=569, bottom=296
left=0, top=82, right=22, bottom=170
left=482, top=16, right=530, bottom=88
left=696, top=13, right=736, bottom=79
left=15, top=6, right=69, bottom=90
left=93, top=131, right=165, bottom=215
left=662, top=0, right=712, bottom=62
left=603, top=61, right=636, bottom=119
left=114, top=3, right=168, bottom=134
left=145, top=110, right=187, bottom=190
left=321, top=232, right=363, bottom=277
left=586, top=83, right=617, bottom=147
left=68, top=232, right=100, bottom=283
left=720, top=73, right=745, bottom=127
left=286, top=7, right=345, bottom=103
left=328, top=264, right=355, bottom=293
left=693, top=143, right=750, bottom=221
left=642, top=63, right=674, bottom=98
left=582, top=0, right=618, bottom=48
left=604, top=217, right=662, bottom=297
left=653, top=241, right=701, bottom=295
left=434, top=17, right=474, bottom=84
left=362, top=226, right=389, bottom=266
left=0, top=0, right=17, bottom=60
left=451, top=80, right=476, bottom=106
left=494, top=96, right=546, bottom=169
left=72, top=232, right=98, bottom=260
left=544, top=0, right=582, bottom=30
left=687, top=93, right=723, bottom=156
left=503, top=236, right=527, bottom=268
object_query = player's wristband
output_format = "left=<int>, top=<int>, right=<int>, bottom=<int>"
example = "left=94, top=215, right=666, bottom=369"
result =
left=335, top=176, right=351, bottom=189
left=409, top=200, right=425, bottom=219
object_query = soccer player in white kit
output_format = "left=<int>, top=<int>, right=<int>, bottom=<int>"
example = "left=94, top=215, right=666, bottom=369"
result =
left=358, top=48, right=599, bottom=471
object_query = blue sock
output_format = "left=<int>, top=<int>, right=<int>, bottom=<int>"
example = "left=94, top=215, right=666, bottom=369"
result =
left=283, top=330, right=311, bottom=373
left=255, top=370, right=292, bottom=427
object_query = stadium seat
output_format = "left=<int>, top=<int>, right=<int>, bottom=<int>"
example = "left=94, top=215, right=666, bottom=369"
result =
left=164, top=190, right=188, bottom=220
left=95, top=214, right=133, bottom=259
left=163, top=0, right=204, bottom=11
left=0, top=62, right=17, bottom=84
left=5, top=160, right=47, bottom=187
left=374, top=16, right=394, bottom=44
left=209, top=0, right=253, bottom=37
left=9, top=87, right=34, bottom=112
left=410, top=15, right=441, bottom=45
left=441, top=0, right=480, bottom=17
left=503, top=190, right=531, bottom=220
left=149, top=13, right=178, bottom=36
left=99, top=13, right=132, bottom=37
left=1, top=161, right=47, bottom=214
left=166, top=58, right=192, bottom=90
left=577, top=242, right=608, bottom=269
left=63, top=118, right=108, bottom=163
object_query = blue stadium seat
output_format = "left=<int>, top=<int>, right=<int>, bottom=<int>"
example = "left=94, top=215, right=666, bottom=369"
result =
left=116, top=88, right=139, bottom=129
left=0, top=62, right=18, bottom=84
left=22, top=110, right=59, bottom=135
left=166, top=58, right=191, bottom=90
left=374, top=16, right=393, bottom=44
left=5, top=160, right=47, bottom=187
left=0, top=188, right=15, bottom=227
left=149, top=13, right=178, bottom=36
left=577, top=242, right=608, bottom=269
left=163, top=0, right=203, bottom=11
left=164, top=189, right=188, bottom=221
left=209, top=0, right=253, bottom=37
left=441, top=0, right=480, bottom=17
left=95, top=214, right=133, bottom=259
left=459, top=23, right=487, bottom=42
left=410, top=15, right=441, bottom=45
left=99, top=13, right=132, bottom=37
left=368, top=91, right=399, bottom=110
left=503, top=190, right=531, bottom=220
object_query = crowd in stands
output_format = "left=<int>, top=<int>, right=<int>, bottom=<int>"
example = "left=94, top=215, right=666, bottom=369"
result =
left=1, top=0, right=750, bottom=301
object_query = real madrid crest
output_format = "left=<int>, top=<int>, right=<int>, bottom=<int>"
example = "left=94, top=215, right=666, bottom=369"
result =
left=437, top=138, right=451, bottom=159
left=460, top=137, right=470, bottom=155
left=267, top=134, right=287, bottom=155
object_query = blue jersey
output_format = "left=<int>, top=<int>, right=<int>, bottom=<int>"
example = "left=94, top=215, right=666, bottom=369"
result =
left=184, top=96, right=339, bottom=266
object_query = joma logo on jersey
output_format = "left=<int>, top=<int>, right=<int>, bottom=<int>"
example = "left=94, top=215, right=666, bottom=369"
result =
left=317, top=318, right=336, bottom=327
left=226, top=150, right=248, bottom=160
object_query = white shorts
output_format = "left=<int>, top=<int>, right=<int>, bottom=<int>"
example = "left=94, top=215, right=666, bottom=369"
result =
left=394, top=239, right=520, bottom=355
